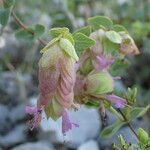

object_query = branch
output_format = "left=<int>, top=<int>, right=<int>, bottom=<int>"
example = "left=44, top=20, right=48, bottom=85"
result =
left=11, top=11, right=47, bottom=46
left=118, top=109, right=139, bottom=140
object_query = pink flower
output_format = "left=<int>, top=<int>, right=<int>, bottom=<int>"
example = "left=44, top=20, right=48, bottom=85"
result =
left=62, top=110, right=79, bottom=136
left=105, top=94, right=127, bottom=108
left=93, top=55, right=114, bottom=71
left=25, top=106, right=42, bottom=130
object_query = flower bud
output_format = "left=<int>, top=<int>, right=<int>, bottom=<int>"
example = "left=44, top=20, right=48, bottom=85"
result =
left=138, top=128, right=150, bottom=144
left=38, top=37, right=78, bottom=118
left=85, top=71, right=114, bottom=95
left=120, top=32, right=140, bottom=56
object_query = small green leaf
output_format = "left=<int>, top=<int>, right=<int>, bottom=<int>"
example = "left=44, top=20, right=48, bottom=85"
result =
left=73, top=26, right=92, bottom=36
left=49, top=27, right=69, bottom=38
left=45, top=102, right=58, bottom=120
left=64, top=32, right=74, bottom=45
left=45, top=100, right=62, bottom=121
left=15, top=28, right=34, bottom=40
left=0, top=8, right=11, bottom=26
left=88, top=16, right=113, bottom=30
left=129, top=105, right=150, bottom=121
left=40, top=37, right=60, bottom=53
left=73, top=33, right=95, bottom=53
left=113, top=24, right=128, bottom=33
left=34, top=24, right=45, bottom=38
left=105, top=31, right=122, bottom=44
left=59, top=38, right=79, bottom=61
left=3, top=0, right=15, bottom=8
left=100, top=121, right=126, bottom=138
left=103, top=36, right=120, bottom=55
left=138, top=128, right=150, bottom=144
left=80, top=58, right=92, bottom=75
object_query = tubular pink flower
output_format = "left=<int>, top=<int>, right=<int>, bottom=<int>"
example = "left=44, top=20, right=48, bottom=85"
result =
left=93, top=55, right=114, bottom=71
left=62, top=110, right=79, bottom=136
left=105, top=94, right=127, bottom=108
left=25, top=106, right=42, bottom=130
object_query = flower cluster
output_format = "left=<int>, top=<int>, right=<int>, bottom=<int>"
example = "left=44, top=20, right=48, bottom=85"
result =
left=25, top=17, right=139, bottom=136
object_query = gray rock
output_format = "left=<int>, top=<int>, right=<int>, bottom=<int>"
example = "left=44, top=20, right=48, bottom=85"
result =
left=78, top=140, right=100, bottom=150
left=11, top=142, right=54, bottom=150
left=0, top=104, right=9, bottom=134
left=40, top=106, right=101, bottom=148
left=0, top=124, right=27, bottom=148
left=0, top=72, right=32, bottom=101
left=9, top=104, right=26, bottom=123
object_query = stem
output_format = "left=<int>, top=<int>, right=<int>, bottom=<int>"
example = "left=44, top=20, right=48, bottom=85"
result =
left=118, top=109, right=139, bottom=140
left=75, top=50, right=90, bottom=71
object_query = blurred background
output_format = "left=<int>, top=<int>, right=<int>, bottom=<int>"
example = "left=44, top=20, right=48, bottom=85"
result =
left=0, top=0, right=150, bottom=150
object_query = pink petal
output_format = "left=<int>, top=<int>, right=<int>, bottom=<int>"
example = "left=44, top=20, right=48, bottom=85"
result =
left=62, top=110, right=79, bottom=136
left=25, top=106, right=39, bottom=115
left=105, top=94, right=126, bottom=108
left=94, top=55, right=114, bottom=71
left=25, top=106, right=42, bottom=130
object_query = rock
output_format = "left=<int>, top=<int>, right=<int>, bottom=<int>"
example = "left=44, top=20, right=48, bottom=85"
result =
left=9, top=104, right=26, bottom=124
left=40, top=106, right=101, bottom=148
left=0, top=104, right=10, bottom=135
left=11, top=142, right=54, bottom=150
left=78, top=140, right=100, bottom=150
left=0, top=72, right=32, bottom=102
left=0, top=124, right=27, bottom=148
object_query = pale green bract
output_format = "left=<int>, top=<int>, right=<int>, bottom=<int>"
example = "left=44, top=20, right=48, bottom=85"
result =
left=86, top=71, right=114, bottom=95
left=105, top=30, right=122, bottom=44
left=59, top=38, right=79, bottom=61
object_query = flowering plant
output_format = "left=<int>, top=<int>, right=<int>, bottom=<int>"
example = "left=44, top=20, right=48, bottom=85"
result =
left=24, top=16, right=149, bottom=146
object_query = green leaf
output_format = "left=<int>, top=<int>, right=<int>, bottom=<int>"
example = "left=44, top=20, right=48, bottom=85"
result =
left=103, top=36, right=120, bottom=55
left=88, top=16, right=113, bottom=30
left=105, top=31, right=122, bottom=44
left=113, top=24, right=128, bottom=33
left=15, top=28, right=34, bottom=41
left=59, top=38, right=79, bottom=61
left=64, top=32, right=74, bottom=45
left=73, top=33, right=95, bottom=53
left=44, top=100, right=62, bottom=121
left=0, top=8, right=11, bottom=26
left=129, top=105, right=150, bottom=121
left=40, top=37, right=60, bottom=53
left=15, top=24, right=45, bottom=40
left=3, top=0, right=15, bottom=8
left=100, top=121, right=126, bottom=138
left=73, top=26, right=92, bottom=36
left=34, top=24, right=45, bottom=38
left=49, top=27, right=69, bottom=38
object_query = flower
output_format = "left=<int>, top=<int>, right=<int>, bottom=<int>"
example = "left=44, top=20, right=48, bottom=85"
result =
left=38, top=37, right=78, bottom=115
left=62, top=110, right=79, bottom=136
left=93, top=54, right=114, bottom=71
left=37, top=34, right=79, bottom=135
left=120, top=32, right=140, bottom=56
left=25, top=106, right=42, bottom=130
left=105, top=94, right=126, bottom=108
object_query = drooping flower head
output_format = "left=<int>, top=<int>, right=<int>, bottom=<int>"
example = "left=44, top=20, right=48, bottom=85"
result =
left=26, top=28, right=79, bottom=134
